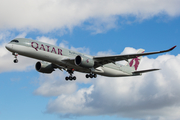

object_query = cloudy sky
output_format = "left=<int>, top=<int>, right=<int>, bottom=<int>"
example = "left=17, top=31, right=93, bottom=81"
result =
left=0, top=0, right=180, bottom=120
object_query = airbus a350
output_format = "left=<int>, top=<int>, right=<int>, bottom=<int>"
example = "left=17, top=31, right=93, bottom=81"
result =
left=5, top=38, right=176, bottom=80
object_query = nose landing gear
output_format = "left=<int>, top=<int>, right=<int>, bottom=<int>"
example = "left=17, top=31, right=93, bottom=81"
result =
left=13, top=53, right=18, bottom=63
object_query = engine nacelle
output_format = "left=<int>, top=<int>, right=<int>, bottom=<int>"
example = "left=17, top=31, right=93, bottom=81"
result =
left=75, top=55, right=94, bottom=68
left=35, top=61, right=54, bottom=73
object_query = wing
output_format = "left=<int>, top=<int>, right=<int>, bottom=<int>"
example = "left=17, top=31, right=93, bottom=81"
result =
left=61, top=58, right=75, bottom=65
left=93, top=46, right=176, bottom=67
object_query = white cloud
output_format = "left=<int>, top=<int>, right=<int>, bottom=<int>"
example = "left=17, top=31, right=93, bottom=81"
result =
left=0, top=0, right=180, bottom=33
left=86, top=16, right=119, bottom=34
left=70, top=46, right=90, bottom=55
left=59, top=40, right=90, bottom=55
left=120, top=47, right=138, bottom=55
left=34, top=71, right=77, bottom=96
left=15, top=32, right=27, bottom=38
left=36, top=36, right=57, bottom=45
left=46, top=85, right=94, bottom=115
left=37, top=47, right=180, bottom=120
left=33, top=70, right=93, bottom=97
left=96, top=50, right=115, bottom=56
left=59, top=40, right=69, bottom=49
left=0, top=31, right=11, bottom=41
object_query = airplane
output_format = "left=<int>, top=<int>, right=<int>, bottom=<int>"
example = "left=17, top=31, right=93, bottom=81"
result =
left=5, top=38, right=176, bottom=80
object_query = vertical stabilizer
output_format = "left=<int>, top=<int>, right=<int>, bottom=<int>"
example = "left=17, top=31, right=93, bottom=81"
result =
left=127, top=49, right=145, bottom=70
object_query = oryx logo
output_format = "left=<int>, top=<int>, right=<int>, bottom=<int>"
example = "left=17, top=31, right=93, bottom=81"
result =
left=86, top=59, right=89, bottom=63
left=129, top=57, right=140, bottom=70
left=129, top=51, right=144, bottom=70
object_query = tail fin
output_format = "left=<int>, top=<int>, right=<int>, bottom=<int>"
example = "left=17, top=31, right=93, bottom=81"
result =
left=127, top=49, right=145, bottom=70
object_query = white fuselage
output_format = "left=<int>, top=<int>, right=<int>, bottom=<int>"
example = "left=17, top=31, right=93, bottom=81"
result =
left=6, top=39, right=134, bottom=77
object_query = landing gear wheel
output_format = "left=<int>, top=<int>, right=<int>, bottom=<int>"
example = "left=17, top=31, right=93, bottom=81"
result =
left=13, top=53, right=18, bottom=63
left=14, top=59, right=18, bottom=63
left=73, top=76, right=76, bottom=80
left=65, top=77, right=69, bottom=81
left=69, top=76, right=73, bottom=80
left=65, top=76, right=76, bottom=81
left=86, top=74, right=89, bottom=78
left=93, top=74, right=97, bottom=78
left=86, top=74, right=97, bottom=79
left=90, top=74, right=93, bottom=78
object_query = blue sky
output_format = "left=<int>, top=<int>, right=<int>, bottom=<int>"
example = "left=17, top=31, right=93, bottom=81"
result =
left=0, top=0, right=180, bottom=120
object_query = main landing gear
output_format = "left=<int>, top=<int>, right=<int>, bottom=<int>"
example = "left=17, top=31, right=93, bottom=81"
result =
left=86, top=73, right=97, bottom=78
left=65, top=69, right=76, bottom=81
left=65, top=69, right=97, bottom=80
left=13, top=53, right=18, bottom=63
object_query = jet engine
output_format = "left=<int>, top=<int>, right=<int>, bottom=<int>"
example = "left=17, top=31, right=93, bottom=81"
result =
left=35, top=61, right=54, bottom=73
left=75, top=55, right=94, bottom=68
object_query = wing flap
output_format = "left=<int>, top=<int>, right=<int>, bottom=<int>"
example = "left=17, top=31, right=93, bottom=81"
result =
left=61, top=58, right=75, bottom=65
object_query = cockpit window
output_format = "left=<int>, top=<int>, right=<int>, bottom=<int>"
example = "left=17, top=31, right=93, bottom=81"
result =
left=10, top=40, right=19, bottom=43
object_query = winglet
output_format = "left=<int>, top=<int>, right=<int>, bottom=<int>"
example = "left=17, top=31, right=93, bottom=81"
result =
left=169, top=45, right=176, bottom=51
left=159, top=45, right=176, bottom=53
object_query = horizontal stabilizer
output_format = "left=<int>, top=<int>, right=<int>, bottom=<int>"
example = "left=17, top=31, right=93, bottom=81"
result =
left=133, top=69, right=160, bottom=74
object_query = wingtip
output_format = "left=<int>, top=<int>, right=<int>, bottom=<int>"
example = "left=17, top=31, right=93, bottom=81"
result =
left=169, top=45, right=177, bottom=51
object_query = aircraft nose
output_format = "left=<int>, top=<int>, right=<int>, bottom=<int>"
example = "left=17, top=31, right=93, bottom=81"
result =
left=5, top=44, right=12, bottom=50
